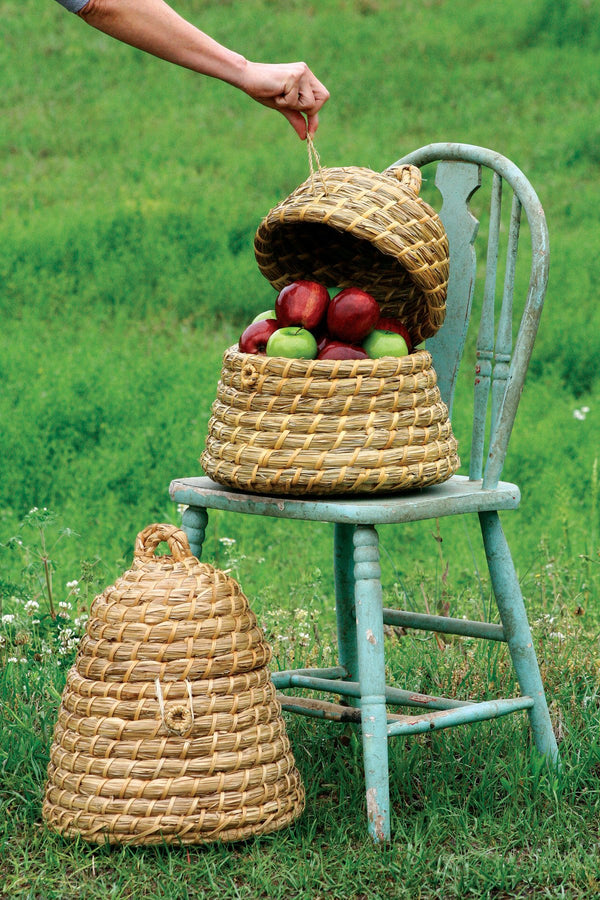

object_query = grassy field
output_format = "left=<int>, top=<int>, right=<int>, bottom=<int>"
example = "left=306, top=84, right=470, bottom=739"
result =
left=2, top=0, right=600, bottom=896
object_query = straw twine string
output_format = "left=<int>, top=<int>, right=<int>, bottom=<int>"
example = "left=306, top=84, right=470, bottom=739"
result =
left=306, top=127, right=328, bottom=195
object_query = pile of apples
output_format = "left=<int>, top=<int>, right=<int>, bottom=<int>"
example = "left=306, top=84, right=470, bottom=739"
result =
left=238, top=280, right=414, bottom=360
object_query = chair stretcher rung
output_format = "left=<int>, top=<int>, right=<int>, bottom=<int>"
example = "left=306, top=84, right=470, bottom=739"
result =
left=276, top=693, right=363, bottom=722
left=383, top=607, right=506, bottom=641
left=273, top=670, right=473, bottom=710
left=386, top=695, right=534, bottom=736
left=275, top=693, right=534, bottom=732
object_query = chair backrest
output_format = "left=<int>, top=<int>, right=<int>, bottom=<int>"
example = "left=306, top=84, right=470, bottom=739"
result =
left=394, top=143, right=549, bottom=490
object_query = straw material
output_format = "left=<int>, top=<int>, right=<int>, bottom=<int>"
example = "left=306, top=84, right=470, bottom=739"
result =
left=201, top=348, right=460, bottom=496
left=254, top=162, right=449, bottom=344
left=43, top=524, right=304, bottom=845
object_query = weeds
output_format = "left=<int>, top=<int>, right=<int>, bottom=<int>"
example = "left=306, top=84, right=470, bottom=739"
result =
left=1, top=530, right=600, bottom=898
left=0, top=509, right=103, bottom=671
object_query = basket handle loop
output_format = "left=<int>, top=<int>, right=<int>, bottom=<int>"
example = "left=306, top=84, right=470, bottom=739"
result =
left=383, top=163, right=422, bottom=196
left=134, top=523, right=192, bottom=562
left=306, top=125, right=329, bottom=195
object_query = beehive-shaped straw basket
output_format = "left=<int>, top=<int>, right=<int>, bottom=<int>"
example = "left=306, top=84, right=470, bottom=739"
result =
left=255, top=161, right=449, bottom=345
left=43, top=524, right=304, bottom=845
left=201, top=160, right=459, bottom=497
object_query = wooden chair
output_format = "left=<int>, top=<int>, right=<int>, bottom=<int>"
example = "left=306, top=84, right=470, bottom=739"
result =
left=169, top=143, right=560, bottom=842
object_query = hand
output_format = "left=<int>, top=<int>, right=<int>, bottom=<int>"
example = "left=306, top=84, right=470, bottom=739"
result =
left=236, top=61, right=330, bottom=139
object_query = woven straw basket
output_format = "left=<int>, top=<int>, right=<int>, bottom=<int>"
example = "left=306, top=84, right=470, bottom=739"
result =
left=201, top=348, right=459, bottom=496
left=43, top=524, right=304, bottom=845
left=254, top=160, right=449, bottom=345
left=201, top=154, right=459, bottom=497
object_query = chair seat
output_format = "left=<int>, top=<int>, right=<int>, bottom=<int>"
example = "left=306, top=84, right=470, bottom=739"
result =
left=169, top=474, right=520, bottom=526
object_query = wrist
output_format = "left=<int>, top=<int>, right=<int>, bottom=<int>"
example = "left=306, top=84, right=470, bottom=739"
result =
left=211, top=49, right=248, bottom=87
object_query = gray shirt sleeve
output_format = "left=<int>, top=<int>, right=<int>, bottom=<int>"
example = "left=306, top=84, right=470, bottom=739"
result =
left=53, top=0, right=90, bottom=12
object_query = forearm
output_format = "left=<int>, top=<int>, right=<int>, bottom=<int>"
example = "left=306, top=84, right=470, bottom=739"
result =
left=78, top=0, right=248, bottom=86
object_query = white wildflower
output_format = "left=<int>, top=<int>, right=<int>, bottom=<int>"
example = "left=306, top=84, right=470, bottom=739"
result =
left=219, top=537, right=236, bottom=547
left=177, top=503, right=188, bottom=515
left=66, top=580, right=79, bottom=590
left=1, top=614, right=15, bottom=626
left=24, top=600, right=40, bottom=615
left=57, top=624, right=79, bottom=655
left=7, top=657, right=18, bottom=664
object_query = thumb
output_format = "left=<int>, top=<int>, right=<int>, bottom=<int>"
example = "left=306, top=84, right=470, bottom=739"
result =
left=279, top=108, right=308, bottom=139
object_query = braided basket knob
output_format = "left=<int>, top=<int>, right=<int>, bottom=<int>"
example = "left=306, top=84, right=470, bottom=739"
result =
left=385, top=163, right=423, bottom=195
left=134, top=523, right=192, bottom=562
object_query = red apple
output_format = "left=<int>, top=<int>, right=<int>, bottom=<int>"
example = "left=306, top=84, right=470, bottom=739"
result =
left=377, top=316, right=413, bottom=353
left=316, top=332, right=329, bottom=354
left=326, top=288, right=380, bottom=343
left=275, top=281, right=330, bottom=330
left=317, top=341, right=369, bottom=360
left=239, top=319, right=278, bottom=354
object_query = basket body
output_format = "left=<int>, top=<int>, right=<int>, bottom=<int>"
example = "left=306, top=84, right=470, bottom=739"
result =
left=201, top=347, right=460, bottom=496
left=254, top=164, right=449, bottom=344
left=43, top=525, right=304, bottom=845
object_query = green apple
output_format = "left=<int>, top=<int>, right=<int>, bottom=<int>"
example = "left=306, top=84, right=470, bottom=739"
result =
left=266, top=327, right=318, bottom=359
left=252, top=308, right=277, bottom=324
left=363, top=329, right=409, bottom=358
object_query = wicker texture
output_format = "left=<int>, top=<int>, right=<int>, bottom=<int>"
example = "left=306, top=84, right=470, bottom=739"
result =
left=201, top=348, right=459, bottom=496
left=254, top=164, right=449, bottom=344
left=43, top=524, right=304, bottom=845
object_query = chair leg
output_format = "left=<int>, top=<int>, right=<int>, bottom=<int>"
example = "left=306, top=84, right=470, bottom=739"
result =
left=353, top=524, right=391, bottom=842
left=479, top=510, right=560, bottom=768
left=181, top=506, right=209, bottom=560
left=334, top=523, right=359, bottom=688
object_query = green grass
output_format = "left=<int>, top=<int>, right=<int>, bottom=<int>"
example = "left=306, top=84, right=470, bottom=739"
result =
left=2, top=0, right=600, bottom=895
left=3, top=558, right=600, bottom=899
left=2, top=0, right=600, bottom=576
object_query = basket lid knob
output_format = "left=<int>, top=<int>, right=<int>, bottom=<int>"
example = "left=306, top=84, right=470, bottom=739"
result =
left=134, top=523, right=193, bottom=562
left=384, top=164, right=422, bottom=196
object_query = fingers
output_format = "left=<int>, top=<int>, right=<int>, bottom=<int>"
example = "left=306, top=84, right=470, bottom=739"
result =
left=275, top=63, right=328, bottom=117
left=275, top=65, right=328, bottom=138
left=305, top=111, right=319, bottom=137
left=239, top=60, right=329, bottom=138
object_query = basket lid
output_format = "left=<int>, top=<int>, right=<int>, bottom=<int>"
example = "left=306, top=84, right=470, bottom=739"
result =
left=254, top=162, right=449, bottom=343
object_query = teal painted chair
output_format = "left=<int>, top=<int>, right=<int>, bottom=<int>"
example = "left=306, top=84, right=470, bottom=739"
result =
left=170, top=143, right=559, bottom=842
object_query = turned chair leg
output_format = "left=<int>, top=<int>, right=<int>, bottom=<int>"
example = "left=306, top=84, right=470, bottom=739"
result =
left=479, top=510, right=560, bottom=768
left=182, top=506, right=209, bottom=560
left=334, top=523, right=359, bottom=692
left=353, top=524, right=391, bottom=842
